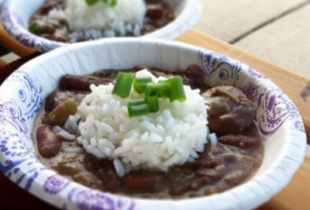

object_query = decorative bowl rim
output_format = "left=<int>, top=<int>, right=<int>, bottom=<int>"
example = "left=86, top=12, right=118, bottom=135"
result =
left=0, top=0, right=202, bottom=52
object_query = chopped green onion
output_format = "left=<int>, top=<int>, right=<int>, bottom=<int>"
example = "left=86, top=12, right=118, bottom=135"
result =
left=128, top=99, right=145, bottom=106
left=165, top=76, right=186, bottom=102
left=85, top=0, right=99, bottom=6
left=145, top=82, right=170, bottom=98
left=103, top=0, right=117, bottom=6
left=112, top=72, right=134, bottom=98
left=28, top=22, right=41, bottom=33
left=133, top=77, right=153, bottom=94
left=145, top=92, right=159, bottom=113
left=128, top=100, right=150, bottom=117
left=112, top=72, right=186, bottom=117
left=115, top=31, right=122, bottom=37
left=85, top=0, right=117, bottom=6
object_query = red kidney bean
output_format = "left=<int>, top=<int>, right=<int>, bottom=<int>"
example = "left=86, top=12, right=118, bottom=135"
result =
left=52, top=34, right=69, bottom=43
left=219, top=134, right=262, bottom=148
left=92, top=70, right=118, bottom=80
left=197, top=169, right=221, bottom=179
left=101, top=171, right=121, bottom=192
left=141, top=24, right=156, bottom=34
left=188, top=158, right=223, bottom=169
left=224, top=170, right=248, bottom=185
left=146, top=4, right=164, bottom=19
left=41, top=24, right=56, bottom=34
left=169, top=181, right=192, bottom=196
left=189, top=177, right=210, bottom=191
left=169, top=177, right=210, bottom=196
left=133, top=65, right=152, bottom=71
left=41, top=34, right=53, bottom=39
left=184, top=65, right=207, bottom=90
left=222, top=154, right=238, bottom=165
left=123, top=171, right=163, bottom=192
left=40, top=1, right=57, bottom=14
left=59, top=75, right=109, bottom=91
left=36, top=126, right=62, bottom=158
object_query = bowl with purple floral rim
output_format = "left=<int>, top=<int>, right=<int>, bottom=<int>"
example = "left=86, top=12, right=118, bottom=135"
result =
left=0, top=38, right=307, bottom=210
left=0, top=0, right=201, bottom=53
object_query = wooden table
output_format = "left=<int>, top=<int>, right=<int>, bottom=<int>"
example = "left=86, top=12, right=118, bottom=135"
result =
left=260, top=145, right=310, bottom=210
left=195, top=0, right=310, bottom=80
left=0, top=27, right=309, bottom=209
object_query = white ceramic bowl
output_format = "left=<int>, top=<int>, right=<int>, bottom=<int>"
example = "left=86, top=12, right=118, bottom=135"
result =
left=0, top=38, right=306, bottom=210
left=0, top=0, right=201, bottom=52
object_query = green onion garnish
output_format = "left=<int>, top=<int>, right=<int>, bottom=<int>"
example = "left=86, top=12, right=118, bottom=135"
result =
left=28, top=22, right=41, bottom=33
left=85, top=0, right=99, bottom=6
left=112, top=72, right=186, bottom=117
left=133, top=77, right=153, bottom=94
left=128, top=100, right=150, bottom=117
left=165, top=76, right=186, bottom=102
left=85, top=0, right=117, bottom=6
left=145, top=91, right=159, bottom=113
left=146, top=82, right=171, bottom=98
left=103, top=0, right=117, bottom=6
left=112, top=72, right=134, bottom=98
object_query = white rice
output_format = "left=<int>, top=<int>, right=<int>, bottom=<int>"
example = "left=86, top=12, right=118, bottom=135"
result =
left=62, top=147, right=84, bottom=153
left=209, top=133, right=218, bottom=146
left=53, top=125, right=77, bottom=141
left=47, top=0, right=146, bottom=41
left=69, top=70, right=209, bottom=176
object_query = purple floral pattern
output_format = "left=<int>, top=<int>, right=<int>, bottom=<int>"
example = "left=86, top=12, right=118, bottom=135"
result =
left=16, top=33, right=36, bottom=49
left=242, top=82, right=260, bottom=102
left=68, top=188, right=135, bottom=210
left=295, top=121, right=306, bottom=132
left=0, top=70, right=46, bottom=192
left=0, top=128, right=47, bottom=191
left=44, top=175, right=70, bottom=194
left=257, top=87, right=300, bottom=135
left=200, top=49, right=242, bottom=86
left=248, top=67, right=267, bottom=79
left=0, top=99, right=27, bottom=134
left=5, top=71, right=43, bottom=120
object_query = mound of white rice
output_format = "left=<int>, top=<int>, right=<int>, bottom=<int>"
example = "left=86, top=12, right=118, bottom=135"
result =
left=69, top=70, right=209, bottom=176
left=48, top=0, right=146, bottom=40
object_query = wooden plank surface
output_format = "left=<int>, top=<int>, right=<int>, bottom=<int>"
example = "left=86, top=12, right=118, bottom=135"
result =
left=0, top=57, right=6, bottom=67
left=195, top=0, right=310, bottom=82
left=235, top=3, right=310, bottom=79
left=176, top=29, right=310, bottom=142
left=194, top=0, right=309, bottom=42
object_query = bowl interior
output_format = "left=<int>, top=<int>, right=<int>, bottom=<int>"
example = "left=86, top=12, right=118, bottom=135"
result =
left=0, top=38, right=306, bottom=210
left=1, top=0, right=201, bottom=52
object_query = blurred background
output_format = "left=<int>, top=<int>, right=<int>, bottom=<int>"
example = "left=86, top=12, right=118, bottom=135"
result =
left=1, top=0, right=309, bottom=78
left=195, top=0, right=310, bottom=79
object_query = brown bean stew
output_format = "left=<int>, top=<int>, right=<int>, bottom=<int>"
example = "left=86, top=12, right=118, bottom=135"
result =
left=28, top=0, right=175, bottom=43
left=34, top=65, right=264, bottom=198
